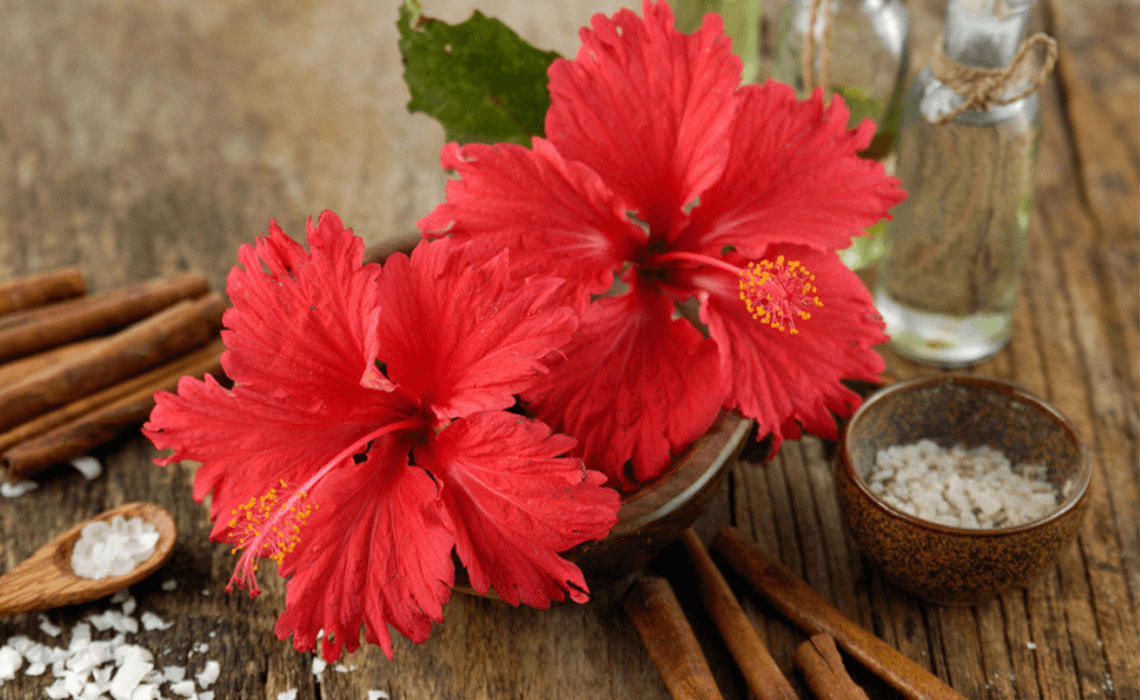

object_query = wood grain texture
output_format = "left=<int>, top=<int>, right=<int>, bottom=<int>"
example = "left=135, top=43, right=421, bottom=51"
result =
left=0, top=0, right=1135, bottom=698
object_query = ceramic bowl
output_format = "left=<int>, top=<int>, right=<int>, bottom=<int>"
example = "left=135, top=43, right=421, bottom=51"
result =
left=564, top=410, right=752, bottom=590
left=454, top=410, right=753, bottom=597
left=836, top=375, right=1090, bottom=605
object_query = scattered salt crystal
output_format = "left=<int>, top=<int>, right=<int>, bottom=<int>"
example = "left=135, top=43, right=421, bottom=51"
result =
left=0, top=646, right=23, bottom=679
left=129, top=683, right=159, bottom=700
left=311, top=657, right=326, bottom=676
left=168, top=678, right=197, bottom=696
left=121, top=596, right=137, bottom=616
left=140, top=612, right=173, bottom=631
left=196, top=659, right=220, bottom=688
left=193, top=642, right=209, bottom=654
left=1, top=480, right=39, bottom=498
left=162, top=666, right=186, bottom=683
left=110, top=590, right=131, bottom=605
left=1026, top=641, right=1038, bottom=650
left=39, top=615, right=63, bottom=637
left=69, top=455, right=103, bottom=481
left=46, top=678, right=72, bottom=698
left=109, top=645, right=154, bottom=700
left=277, top=690, right=298, bottom=700
left=334, top=663, right=349, bottom=673
left=92, top=663, right=114, bottom=686
left=368, top=691, right=391, bottom=700
left=71, top=516, right=160, bottom=580
left=199, top=692, right=215, bottom=700
left=160, top=579, right=178, bottom=591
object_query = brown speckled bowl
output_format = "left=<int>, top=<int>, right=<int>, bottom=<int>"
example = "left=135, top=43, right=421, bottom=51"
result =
left=836, top=375, right=1090, bottom=605
left=455, top=410, right=754, bottom=598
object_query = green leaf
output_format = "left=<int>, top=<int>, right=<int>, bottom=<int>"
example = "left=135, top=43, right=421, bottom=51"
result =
left=398, top=0, right=561, bottom=146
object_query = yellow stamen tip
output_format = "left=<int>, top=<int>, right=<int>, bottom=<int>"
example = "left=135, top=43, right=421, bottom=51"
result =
left=737, top=257, right=823, bottom=334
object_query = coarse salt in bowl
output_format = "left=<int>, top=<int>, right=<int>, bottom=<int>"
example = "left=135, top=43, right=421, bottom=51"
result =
left=836, top=375, right=1091, bottom=605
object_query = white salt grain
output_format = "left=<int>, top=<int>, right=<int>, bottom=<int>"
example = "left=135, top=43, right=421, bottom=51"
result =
left=140, top=612, right=173, bottom=631
left=866, top=440, right=1059, bottom=529
left=277, top=689, right=298, bottom=700
left=71, top=516, right=160, bottom=580
left=1, top=480, right=39, bottom=498
left=109, top=645, right=153, bottom=700
left=0, top=646, right=22, bottom=679
left=39, top=615, right=63, bottom=638
left=162, top=665, right=186, bottom=683
left=196, top=659, right=220, bottom=688
left=168, top=678, right=197, bottom=696
left=160, top=579, right=178, bottom=591
left=69, top=456, right=103, bottom=481
left=311, top=657, right=327, bottom=676
left=368, top=691, right=391, bottom=700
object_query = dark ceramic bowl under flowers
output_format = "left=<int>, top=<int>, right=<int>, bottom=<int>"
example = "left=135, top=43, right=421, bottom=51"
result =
left=455, top=409, right=753, bottom=598
left=836, top=375, right=1090, bottom=606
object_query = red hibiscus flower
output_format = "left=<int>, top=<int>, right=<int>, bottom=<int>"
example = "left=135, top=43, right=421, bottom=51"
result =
left=418, top=0, right=905, bottom=489
left=143, top=212, right=620, bottom=661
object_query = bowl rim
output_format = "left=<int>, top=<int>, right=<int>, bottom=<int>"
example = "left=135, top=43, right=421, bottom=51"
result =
left=610, top=409, right=753, bottom=535
left=839, top=374, right=1092, bottom=536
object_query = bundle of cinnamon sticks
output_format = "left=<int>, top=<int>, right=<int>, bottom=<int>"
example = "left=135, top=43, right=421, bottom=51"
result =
left=0, top=268, right=226, bottom=484
left=624, top=528, right=968, bottom=700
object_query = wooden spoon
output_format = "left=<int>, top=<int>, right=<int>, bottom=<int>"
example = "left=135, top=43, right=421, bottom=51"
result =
left=0, top=502, right=177, bottom=617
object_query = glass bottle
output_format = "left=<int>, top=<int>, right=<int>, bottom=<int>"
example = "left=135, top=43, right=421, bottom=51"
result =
left=874, top=0, right=1043, bottom=367
left=772, top=0, right=910, bottom=270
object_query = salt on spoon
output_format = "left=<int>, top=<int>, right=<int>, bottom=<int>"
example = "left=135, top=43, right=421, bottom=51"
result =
left=0, top=502, right=176, bottom=617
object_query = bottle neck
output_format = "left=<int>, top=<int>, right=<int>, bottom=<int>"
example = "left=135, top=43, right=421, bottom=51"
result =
left=944, top=0, right=1033, bottom=69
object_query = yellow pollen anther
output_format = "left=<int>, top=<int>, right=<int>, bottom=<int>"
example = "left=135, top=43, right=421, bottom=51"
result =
left=229, top=482, right=317, bottom=567
left=737, top=255, right=824, bottom=334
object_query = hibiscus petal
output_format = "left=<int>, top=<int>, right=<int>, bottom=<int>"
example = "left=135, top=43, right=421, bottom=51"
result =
left=221, top=211, right=385, bottom=400
left=418, top=411, right=619, bottom=607
left=522, top=277, right=724, bottom=490
left=144, top=373, right=416, bottom=528
left=696, top=245, right=887, bottom=456
left=273, top=434, right=456, bottom=661
left=374, top=237, right=579, bottom=423
left=417, top=139, right=642, bottom=304
left=681, top=82, right=906, bottom=256
left=545, top=0, right=740, bottom=237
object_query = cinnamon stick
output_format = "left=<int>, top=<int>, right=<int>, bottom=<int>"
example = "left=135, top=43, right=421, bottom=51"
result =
left=712, top=527, right=968, bottom=700
left=0, top=294, right=225, bottom=433
left=0, top=338, right=105, bottom=387
left=0, top=268, right=86, bottom=317
left=2, top=341, right=225, bottom=481
left=624, top=576, right=725, bottom=700
left=794, top=634, right=870, bottom=700
left=0, top=339, right=226, bottom=456
left=0, top=272, right=209, bottom=362
left=679, top=530, right=798, bottom=700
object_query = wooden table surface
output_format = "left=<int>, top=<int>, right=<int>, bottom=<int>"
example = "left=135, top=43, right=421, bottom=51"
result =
left=1, top=0, right=1136, bottom=698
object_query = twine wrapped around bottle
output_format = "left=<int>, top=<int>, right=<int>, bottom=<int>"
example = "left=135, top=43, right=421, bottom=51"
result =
left=930, top=32, right=1058, bottom=125
left=801, top=0, right=834, bottom=98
